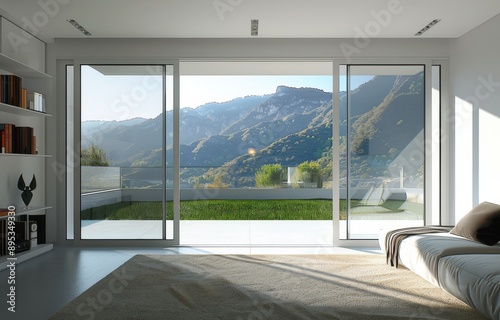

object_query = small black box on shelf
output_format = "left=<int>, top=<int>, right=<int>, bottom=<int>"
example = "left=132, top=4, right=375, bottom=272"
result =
left=14, top=239, right=31, bottom=253
left=20, top=215, right=45, bottom=244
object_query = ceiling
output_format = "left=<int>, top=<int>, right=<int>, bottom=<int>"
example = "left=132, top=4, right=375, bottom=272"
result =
left=1, top=0, right=500, bottom=42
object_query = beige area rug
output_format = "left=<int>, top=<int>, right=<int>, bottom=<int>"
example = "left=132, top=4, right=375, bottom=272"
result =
left=50, top=254, right=486, bottom=320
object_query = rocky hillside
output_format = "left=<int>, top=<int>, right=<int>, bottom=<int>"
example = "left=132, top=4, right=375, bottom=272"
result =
left=82, top=73, right=425, bottom=188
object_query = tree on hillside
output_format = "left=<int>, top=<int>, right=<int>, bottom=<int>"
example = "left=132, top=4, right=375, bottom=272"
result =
left=255, top=164, right=284, bottom=188
left=81, top=143, right=109, bottom=167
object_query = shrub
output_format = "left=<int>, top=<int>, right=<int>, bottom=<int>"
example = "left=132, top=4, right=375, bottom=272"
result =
left=296, top=160, right=323, bottom=188
left=81, top=143, right=109, bottom=167
left=255, top=164, right=284, bottom=187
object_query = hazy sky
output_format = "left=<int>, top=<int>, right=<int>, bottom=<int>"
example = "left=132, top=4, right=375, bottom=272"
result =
left=180, top=75, right=333, bottom=109
left=81, top=66, right=372, bottom=122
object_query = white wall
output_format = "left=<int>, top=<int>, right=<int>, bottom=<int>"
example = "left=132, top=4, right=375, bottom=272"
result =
left=47, top=38, right=450, bottom=60
left=45, top=37, right=450, bottom=243
left=450, top=14, right=500, bottom=222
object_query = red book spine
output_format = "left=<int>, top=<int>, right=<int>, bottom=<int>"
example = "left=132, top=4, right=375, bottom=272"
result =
left=9, top=124, right=13, bottom=153
left=6, top=124, right=11, bottom=153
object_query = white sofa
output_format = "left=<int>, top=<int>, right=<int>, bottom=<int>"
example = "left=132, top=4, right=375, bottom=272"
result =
left=379, top=231, right=500, bottom=319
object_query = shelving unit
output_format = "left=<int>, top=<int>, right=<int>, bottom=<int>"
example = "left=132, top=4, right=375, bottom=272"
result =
left=0, top=30, right=53, bottom=268
left=0, top=53, right=50, bottom=78
left=0, top=206, right=54, bottom=271
left=0, top=153, right=51, bottom=158
left=0, top=206, right=53, bottom=218
left=0, top=102, right=51, bottom=117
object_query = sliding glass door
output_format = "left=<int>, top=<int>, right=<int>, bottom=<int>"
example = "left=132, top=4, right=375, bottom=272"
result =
left=76, top=63, right=177, bottom=242
left=67, top=59, right=441, bottom=245
left=337, top=64, right=430, bottom=240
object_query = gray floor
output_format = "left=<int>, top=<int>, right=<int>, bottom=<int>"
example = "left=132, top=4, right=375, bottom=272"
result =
left=0, top=245, right=381, bottom=320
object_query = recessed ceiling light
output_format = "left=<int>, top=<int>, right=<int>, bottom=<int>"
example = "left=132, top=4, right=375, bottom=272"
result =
left=251, top=19, right=259, bottom=36
left=415, top=19, right=441, bottom=36
left=67, top=19, right=92, bottom=36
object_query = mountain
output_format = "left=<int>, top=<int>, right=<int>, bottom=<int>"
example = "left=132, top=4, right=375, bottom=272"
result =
left=343, top=72, right=425, bottom=187
left=350, top=72, right=424, bottom=156
left=126, top=86, right=332, bottom=174
left=82, top=73, right=425, bottom=189
left=81, top=95, right=269, bottom=165
left=194, top=73, right=424, bottom=188
left=221, top=86, right=331, bottom=135
left=180, top=95, right=270, bottom=144
left=200, top=123, right=333, bottom=187
left=81, top=117, right=147, bottom=146
left=181, top=87, right=332, bottom=168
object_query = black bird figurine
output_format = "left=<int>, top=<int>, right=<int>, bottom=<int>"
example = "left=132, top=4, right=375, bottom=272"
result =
left=18, top=174, right=36, bottom=208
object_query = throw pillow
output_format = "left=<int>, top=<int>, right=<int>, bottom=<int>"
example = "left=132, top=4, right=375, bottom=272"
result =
left=450, top=201, right=500, bottom=246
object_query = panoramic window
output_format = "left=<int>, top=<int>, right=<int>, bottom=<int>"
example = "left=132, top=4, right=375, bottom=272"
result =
left=70, top=60, right=439, bottom=245
left=179, top=61, right=334, bottom=245
left=338, top=65, right=427, bottom=239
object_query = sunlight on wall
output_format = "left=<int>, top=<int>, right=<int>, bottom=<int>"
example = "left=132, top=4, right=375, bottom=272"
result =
left=479, top=108, right=500, bottom=203
left=453, top=96, right=474, bottom=222
left=430, top=69, right=440, bottom=225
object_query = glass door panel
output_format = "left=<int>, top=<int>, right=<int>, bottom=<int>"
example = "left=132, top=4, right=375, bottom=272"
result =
left=340, top=65, right=425, bottom=239
left=80, top=64, right=171, bottom=240
left=179, top=61, right=333, bottom=245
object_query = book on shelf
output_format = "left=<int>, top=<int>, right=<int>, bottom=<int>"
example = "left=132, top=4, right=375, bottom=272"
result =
left=0, top=123, right=37, bottom=154
left=21, top=88, right=28, bottom=109
left=0, top=74, right=23, bottom=107
left=27, top=92, right=44, bottom=112
left=0, top=123, right=13, bottom=153
left=0, top=74, right=44, bottom=112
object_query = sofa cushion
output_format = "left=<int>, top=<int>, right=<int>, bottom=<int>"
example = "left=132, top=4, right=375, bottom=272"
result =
left=450, top=201, right=500, bottom=245
left=398, top=233, right=500, bottom=286
left=438, top=254, right=500, bottom=320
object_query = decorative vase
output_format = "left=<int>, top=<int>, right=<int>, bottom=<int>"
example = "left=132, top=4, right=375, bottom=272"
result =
left=18, top=174, right=37, bottom=208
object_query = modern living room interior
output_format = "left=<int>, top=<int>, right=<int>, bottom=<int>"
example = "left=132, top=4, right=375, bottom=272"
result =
left=0, top=1, right=500, bottom=319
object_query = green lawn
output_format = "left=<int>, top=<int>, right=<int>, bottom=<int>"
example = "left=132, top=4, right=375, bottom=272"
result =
left=80, top=199, right=422, bottom=221
left=81, top=199, right=337, bottom=220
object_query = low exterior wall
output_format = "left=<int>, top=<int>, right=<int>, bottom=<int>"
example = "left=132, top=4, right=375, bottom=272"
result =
left=81, top=187, right=423, bottom=210
left=81, top=189, right=122, bottom=211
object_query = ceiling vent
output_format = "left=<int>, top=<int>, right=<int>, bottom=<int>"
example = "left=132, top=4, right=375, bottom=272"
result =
left=415, top=19, right=441, bottom=36
left=251, top=19, right=259, bottom=36
left=67, top=19, right=92, bottom=36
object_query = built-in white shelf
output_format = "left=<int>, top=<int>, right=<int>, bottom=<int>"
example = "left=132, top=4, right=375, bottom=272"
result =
left=0, top=53, right=51, bottom=78
left=15, top=206, right=52, bottom=215
left=0, top=35, right=52, bottom=272
left=0, top=244, right=53, bottom=271
left=0, top=102, right=51, bottom=117
left=0, top=153, right=51, bottom=158
left=0, top=206, right=52, bottom=220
